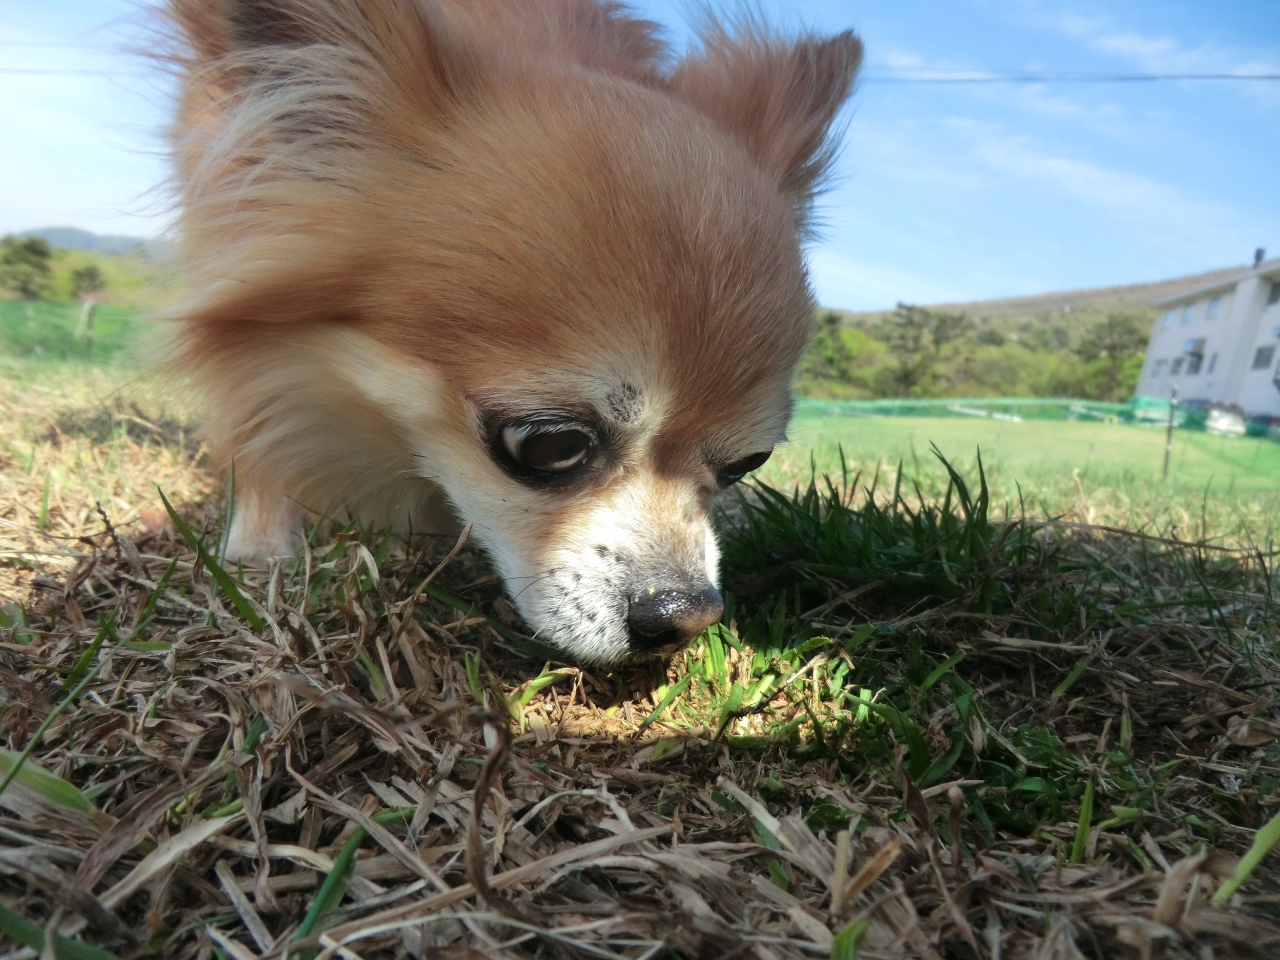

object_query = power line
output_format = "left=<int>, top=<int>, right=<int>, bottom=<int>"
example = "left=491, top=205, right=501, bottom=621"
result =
left=0, top=41, right=101, bottom=47
left=0, top=63, right=1277, bottom=82
left=0, top=69, right=144, bottom=76
left=861, top=71, right=1280, bottom=83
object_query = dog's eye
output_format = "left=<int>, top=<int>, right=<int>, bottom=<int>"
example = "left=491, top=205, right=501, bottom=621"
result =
left=718, top=450, right=772, bottom=486
left=502, top=424, right=594, bottom=473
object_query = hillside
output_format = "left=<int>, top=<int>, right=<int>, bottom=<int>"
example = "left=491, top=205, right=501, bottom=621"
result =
left=1, top=237, right=179, bottom=311
left=20, top=226, right=150, bottom=256
left=795, top=265, right=1252, bottom=401
left=838, top=263, right=1248, bottom=335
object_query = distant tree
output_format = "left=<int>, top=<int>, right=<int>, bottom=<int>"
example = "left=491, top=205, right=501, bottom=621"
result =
left=0, top=235, right=53, bottom=300
left=71, top=264, right=105, bottom=299
left=1024, top=324, right=1071, bottom=352
left=800, top=310, right=857, bottom=383
left=1075, top=313, right=1149, bottom=400
left=877, top=303, right=973, bottom=396
left=974, top=327, right=1006, bottom=347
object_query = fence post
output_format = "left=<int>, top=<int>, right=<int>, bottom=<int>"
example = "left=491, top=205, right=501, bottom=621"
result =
left=1162, top=386, right=1178, bottom=481
left=75, top=298, right=97, bottom=362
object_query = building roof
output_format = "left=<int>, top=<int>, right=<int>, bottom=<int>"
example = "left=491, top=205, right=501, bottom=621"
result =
left=1151, top=257, right=1280, bottom=307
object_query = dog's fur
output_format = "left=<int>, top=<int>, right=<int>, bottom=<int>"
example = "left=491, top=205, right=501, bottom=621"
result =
left=165, top=0, right=861, bottom=665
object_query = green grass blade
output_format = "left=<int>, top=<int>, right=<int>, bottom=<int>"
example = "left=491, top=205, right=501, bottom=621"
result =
left=516, top=668, right=575, bottom=708
left=0, top=904, right=120, bottom=960
left=1096, top=806, right=1143, bottom=832
left=131, top=555, right=178, bottom=636
left=242, top=715, right=269, bottom=755
left=1212, top=808, right=1280, bottom=905
left=353, top=644, right=390, bottom=698
left=1050, top=654, right=1092, bottom=702
left=294, top=826, right=365, bottom=958
left=637, top=673, right=693, bottom=733
left=919, top=651, right=964, bottom=695
left=463, top=651, right=485, bottom=703
left=831, top=918, right=870, bottom=960
left=705, top=628, right=729, bottom=690
left=218, top=459, right=236, bottom=565
left=59, top=613, right=113, bottom=695
left=844, top=623, right=876, bottom=652
left=0, top=658, right=105, bottom=813
left=1070, top=777, right=1094, bottom=865
left=158, top=488, right=265, bottom=632
left=714, top=681, right=746, bottom=740
left=0, top=748, right=97, bottom=815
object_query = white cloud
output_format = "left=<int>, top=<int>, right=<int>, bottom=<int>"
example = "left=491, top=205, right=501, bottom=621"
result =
left=970, top=134, right=1246, bottom=255
left=0, top=59, right=172, bottom=236
left=808, top=248, right=958, bottom=310
left=0, top=1, right=174, bottom=236
left=1031, top=6, right=1280, bottom=82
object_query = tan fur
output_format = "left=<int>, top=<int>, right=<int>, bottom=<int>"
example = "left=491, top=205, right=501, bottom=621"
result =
left=163, top=0, right=861, bottom=664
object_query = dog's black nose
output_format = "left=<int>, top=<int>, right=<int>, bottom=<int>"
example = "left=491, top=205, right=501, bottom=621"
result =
left=627, top=585, right=724, bottom=651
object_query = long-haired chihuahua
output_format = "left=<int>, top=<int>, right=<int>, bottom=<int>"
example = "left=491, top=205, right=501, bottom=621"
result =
left=164, top=0, right=861, bottom=665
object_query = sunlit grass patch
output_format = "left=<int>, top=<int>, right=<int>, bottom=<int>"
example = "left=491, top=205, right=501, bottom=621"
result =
left=0, top=358, right=210, bottom=599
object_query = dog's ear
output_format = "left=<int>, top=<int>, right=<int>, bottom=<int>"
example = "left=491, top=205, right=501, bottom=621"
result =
left=669, top=27, right=862, bottom=218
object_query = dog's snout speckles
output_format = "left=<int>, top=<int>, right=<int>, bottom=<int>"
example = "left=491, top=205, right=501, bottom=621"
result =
left=627, top=584, right=724, bottom=652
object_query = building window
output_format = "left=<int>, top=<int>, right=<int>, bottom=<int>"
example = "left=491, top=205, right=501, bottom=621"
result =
left=1185, top=354, right=1202, bottom=375
left=1181, top=304, right=1194, bottom=324
left=1152, top=359, right=1167, bottom=377
left=1207, top=297, right=1222, bottom=319
left=1162, top=310, right=1174, bottom=329
left=1253, top=346, right=1275, bottom=370
left=1208, top=352, right=1217, bottom=373
left=1171, top=357, right=1185, bottom=375
left=1269, top=282, right=1280, bottom=305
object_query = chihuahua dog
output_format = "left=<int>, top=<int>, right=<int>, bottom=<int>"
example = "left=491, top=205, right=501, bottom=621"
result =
left=165, top=0, right=860, bottom=665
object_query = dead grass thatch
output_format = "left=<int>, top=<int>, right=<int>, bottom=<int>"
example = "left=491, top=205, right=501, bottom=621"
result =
left=0, top=363, right=1278, bottom=960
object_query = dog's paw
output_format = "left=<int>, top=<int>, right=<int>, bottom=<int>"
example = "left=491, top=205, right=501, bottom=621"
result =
left=224, top=494, right=303, bottom=565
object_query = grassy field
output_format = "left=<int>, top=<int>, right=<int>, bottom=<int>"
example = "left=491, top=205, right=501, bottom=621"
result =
left=764, top=411, right=1280, bottom=546
left=787, top=412, right=1280, bottom=491
left=0, top=301, right=150, bottom=365
left=0, top=341, right=1278, bottom=958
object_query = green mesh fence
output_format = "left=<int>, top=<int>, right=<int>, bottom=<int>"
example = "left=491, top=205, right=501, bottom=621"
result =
left=795, top=396, right=1245, bottom=435
left=0, top=300, right=143, bottom=364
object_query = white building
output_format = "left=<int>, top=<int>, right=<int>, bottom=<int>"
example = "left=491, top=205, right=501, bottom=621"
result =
left=1135, top=255, right=1280, bottom=416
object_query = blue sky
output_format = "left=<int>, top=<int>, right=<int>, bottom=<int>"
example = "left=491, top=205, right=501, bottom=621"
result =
left=1, top=0, right=1278, bottom=310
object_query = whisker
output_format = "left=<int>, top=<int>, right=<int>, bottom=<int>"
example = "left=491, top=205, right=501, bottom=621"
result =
left=511, top=573, right=555, bottom=602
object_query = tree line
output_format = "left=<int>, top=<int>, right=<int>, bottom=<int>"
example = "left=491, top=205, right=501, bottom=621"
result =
left=0, top=235, right=105, bottom=301
left=798, top=304, right=1149, bottom=403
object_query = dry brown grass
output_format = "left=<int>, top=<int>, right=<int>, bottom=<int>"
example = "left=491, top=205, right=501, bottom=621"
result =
left=0, top=360, right=1277, bottom=960
left=0, top=360, right=213, bottom=602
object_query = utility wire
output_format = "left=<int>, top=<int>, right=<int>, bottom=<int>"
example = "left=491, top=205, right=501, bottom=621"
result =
left=0, top=41, right=103, bottom=47
left=1, top=65, right=1278, bottom=82
left=860, top=71, right=1280, bottom=83
left=2, top=40, right=1278, bottom=82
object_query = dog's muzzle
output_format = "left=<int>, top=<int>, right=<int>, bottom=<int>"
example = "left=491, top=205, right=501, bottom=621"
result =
left=626, top=584, right=724, bottom=652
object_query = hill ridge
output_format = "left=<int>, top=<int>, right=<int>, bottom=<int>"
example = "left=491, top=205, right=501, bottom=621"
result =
left=839, top=263, right=1248, bottom=325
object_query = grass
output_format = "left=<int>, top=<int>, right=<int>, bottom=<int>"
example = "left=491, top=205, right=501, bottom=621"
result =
left=0, top=357, right=210, bottom=601
left=0, top=301, right=149, bottom=365
left=0, top=353, right=1278, bottom=959
left=773, top=411, right=1280, bottom=544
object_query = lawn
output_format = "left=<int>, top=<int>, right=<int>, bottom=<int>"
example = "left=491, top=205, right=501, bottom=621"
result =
left=0, top=300, right=147, bottom=364
left=0, top=338, right=1278, bottom=959
left=786, top=411, right=1280, bottom=492
left=763, top=410, right=1280, bottom=546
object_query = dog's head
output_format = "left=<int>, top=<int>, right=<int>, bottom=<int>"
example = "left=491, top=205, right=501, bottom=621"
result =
left=169, top=0, right=861, bottom=665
